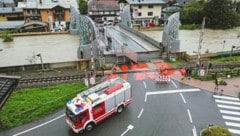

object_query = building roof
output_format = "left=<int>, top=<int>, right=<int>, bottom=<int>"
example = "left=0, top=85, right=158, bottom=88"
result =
left=18, top=0, right=78, bottom=9
left=0, top=7, right=23, bottom=14
left=127, top=0, right=166, bottom=5
left=0, top=0, right=14, bottom=3
left=88, top=0, right=119, bottom=11
left=0, top=21, right=24, bottom=29
left=0, top=0, right=14, bottom=7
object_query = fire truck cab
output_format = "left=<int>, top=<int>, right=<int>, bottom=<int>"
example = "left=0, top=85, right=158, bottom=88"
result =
left=65, top=77, right=132, bottom=133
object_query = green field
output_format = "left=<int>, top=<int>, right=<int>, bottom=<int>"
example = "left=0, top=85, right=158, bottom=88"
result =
left=0, top=82, right=87, bottom=130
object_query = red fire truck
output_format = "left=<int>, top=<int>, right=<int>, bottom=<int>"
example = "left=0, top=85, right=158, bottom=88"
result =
left=65, top=77, right=132, bottom=133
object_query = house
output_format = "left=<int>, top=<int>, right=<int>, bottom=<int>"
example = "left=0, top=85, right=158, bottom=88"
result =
left=127, top=0, right=166, bottom=27
left=88, top=0, right=120, bottom=24
left=0, top=0, right=24, bottom=21
left=18, top=0, right=78, bottom=31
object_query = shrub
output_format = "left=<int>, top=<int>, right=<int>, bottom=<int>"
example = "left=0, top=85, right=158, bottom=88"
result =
left=201, top=125, right=232, bottom=136
left=3, top=34, right=13, bottom=42
left=0, top=31, right=13, bottom=42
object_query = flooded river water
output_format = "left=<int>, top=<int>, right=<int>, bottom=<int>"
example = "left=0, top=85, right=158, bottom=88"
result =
left=142, top=27, right=240, bottom=55
left=0, top=27, right=240, bottom=67
left=0, top=34, right=79, bottom=67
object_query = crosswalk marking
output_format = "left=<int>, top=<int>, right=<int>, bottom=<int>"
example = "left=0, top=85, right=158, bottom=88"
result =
left=220, top=110, right=240, bottom=116
left=226, top=122, right=240, bottom=128
left=223, top=115, right=240, bottom=121
left=218, top=104, right=240, bottom=110
left=213, top=95, right=240, bottom=101
left=215, top=99, right=240, bottom=106
left=214, top=96, right=240, bottom=135
left=229, top=129, right=240, bottom=135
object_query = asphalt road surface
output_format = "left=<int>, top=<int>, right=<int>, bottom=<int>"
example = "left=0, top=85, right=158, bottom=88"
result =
left=1, top=72, right=236, bottom=136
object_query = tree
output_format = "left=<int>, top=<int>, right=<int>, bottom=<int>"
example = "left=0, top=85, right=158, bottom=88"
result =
left=203, top=0, right=239, bottom=29
left=180, top=0, right=205, bottom=25
left=79, top=0, right=88, bottom=15
left=201, top=125, right=232, bottom=136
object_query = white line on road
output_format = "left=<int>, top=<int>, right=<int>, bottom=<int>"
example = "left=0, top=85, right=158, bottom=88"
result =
left=187, top=109, right=193, bottom=123
left=192, top=125, right=197, bottom=136
left=143, top=81, right=147, bottom=89
left=228, top=128, right=240, bottom=135
left=217, top=104, right=240, bottom=110
left=220, top=110, right=240, bottom=116
left=137, top=108, right=144, bottom=119
left=146, top=88, right=200, bottom=96
left=225, top=122, right=240, bottom=128
left=170, top=80, right=178, bottom=88
left=180, top=93, right=186, bottom=104
left=13, top=114, right=65, bottom=136
left=215, top=99, right=240, bottom=106
left=121, top=124, right=134, bottom=136
left=223, top=115, right=240, bottom=121
left=144, top=88, right=200, bottom=102
left=213, top=95, right=239, bottom=101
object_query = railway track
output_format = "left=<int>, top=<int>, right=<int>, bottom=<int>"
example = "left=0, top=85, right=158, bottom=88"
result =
left=17, top=74, right=86, bottom=88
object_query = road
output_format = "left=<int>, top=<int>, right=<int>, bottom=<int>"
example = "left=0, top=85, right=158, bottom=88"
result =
left=1, top=71, right=233, bottom=136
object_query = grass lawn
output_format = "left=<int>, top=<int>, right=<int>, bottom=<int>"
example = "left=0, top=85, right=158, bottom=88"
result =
left=0, top=82, right=87, bottom=130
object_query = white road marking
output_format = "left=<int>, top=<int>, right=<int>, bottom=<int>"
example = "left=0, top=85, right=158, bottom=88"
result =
left=225, top=122, right=240, bottom=128
left=228, top=128, right=240, bottom=135
left=215, top=99, right=240, bottom=106
left=192, top=125, right=197, bottom=136
left=121, top=124, right=134, bottom=136
left=170, top=80, right=178, bottom=88
left=143, top=81, right=147, bottom=89
left=144, top=88, right=200, bottom=102
left=146, top=88, right=200, bottom=96
left=220, top=110, right=240, bottom=116
left=180, top=93, right=186, bottom=104
left=187, top=109, right=193, bottom=123
left=213, top=95, right=239, bottom=101
left=137, top=108, right=144, bottom=119
left=13, top=114, right=65, bottom=136
left=223, top=115, right=240, bottom=121
left=144, top=94, right=147, bottom=102
left=217, top=104, right=240, bottom=110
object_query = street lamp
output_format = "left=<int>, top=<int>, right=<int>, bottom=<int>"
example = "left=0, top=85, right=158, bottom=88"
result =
left=36, top=53, right=44, bottom=71
left=230, top=45, right=236, bottom=57
left=222, top=40, right=226, bottom=52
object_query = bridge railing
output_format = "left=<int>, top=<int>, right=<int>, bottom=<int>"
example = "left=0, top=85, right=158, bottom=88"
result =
left=113, top=38, right=137, bottom=63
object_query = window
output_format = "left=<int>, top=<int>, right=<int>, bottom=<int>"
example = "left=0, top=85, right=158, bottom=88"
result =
left=148, top=5, right=153, bottom=8
left=66, top=108, right=76, bottom=123
left=138, top=5, right=142, bottom=9
left=77, top=112, right=86, bottom=123
left=138, top=12, right=142, bottom=16
left=27, top=10, right=30, bottom=14
left=148, top=12, right=153, bottom=16
left=46, top=10, right=49, bottom=13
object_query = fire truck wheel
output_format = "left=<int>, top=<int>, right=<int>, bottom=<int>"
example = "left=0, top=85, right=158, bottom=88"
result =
left=117, top=105, right=124, bottom=113
left=85, top=122, right=95, bottom=131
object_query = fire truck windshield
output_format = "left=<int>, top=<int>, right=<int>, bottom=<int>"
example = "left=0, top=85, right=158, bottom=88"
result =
left=66, top=108, right=76, bottom=123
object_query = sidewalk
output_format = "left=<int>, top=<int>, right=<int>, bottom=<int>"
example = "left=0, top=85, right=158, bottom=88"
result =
left=171, top=73, right=240, bottom=97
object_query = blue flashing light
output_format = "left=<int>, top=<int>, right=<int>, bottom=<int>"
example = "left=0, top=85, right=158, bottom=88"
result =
left=75, top=107, right=83, bottom=113
left=67, top=99, right=72, bottom=104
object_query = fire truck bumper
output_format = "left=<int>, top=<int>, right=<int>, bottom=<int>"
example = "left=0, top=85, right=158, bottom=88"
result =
left=66, top=118, right=83, bottom=133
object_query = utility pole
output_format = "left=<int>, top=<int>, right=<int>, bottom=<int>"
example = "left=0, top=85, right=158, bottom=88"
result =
left=197, top=17, right=206, bottom=68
